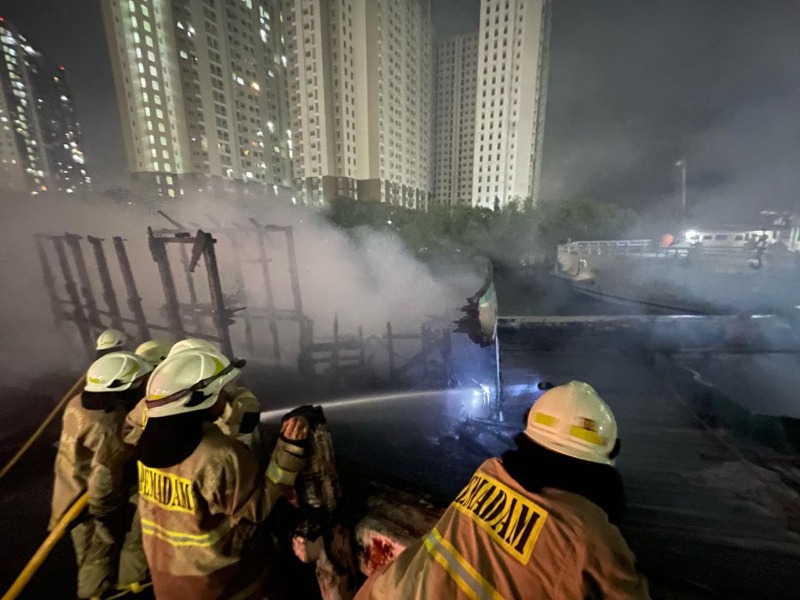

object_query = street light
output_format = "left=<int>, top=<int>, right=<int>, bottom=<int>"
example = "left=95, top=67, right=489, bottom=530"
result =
left=675, top=158, right=687, bottom=227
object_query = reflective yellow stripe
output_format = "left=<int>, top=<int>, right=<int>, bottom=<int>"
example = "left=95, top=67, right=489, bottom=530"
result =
left=266, top=458, right=297, bottom=486
left=533, top=412, right=558, bottom=427
left=140, top=518, right=230, bottom=548
left=424, top=528, right=504, bottom=600
left=569, top=425, right=605, bottom=445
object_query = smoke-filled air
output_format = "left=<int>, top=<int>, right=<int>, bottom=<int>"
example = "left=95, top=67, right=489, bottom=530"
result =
left=1, top=1, right=800, bottom=600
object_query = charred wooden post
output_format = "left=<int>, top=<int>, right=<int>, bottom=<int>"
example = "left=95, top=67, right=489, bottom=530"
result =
left=34, top=234, right=65, bottom=326
left=63, top=233, right=102, bottom=329
left=147, top=228, right=186, bottom=342
left=189, top=231, right=235, bottom=359
left=386, top=322, right=395, bottom=380
left=331, top=315, right=340, bottom=380
left=207, top=215, right=255, bottom=355
left=87, top=236, right=125, bottom=331
left=113, top=236, right=151, bottom=341
left=248, top=218, right=282, bottom=361
left=284, top=226, right=305, bottom=317
left=357, top=326, right=365, bottom=369
left=289, top=405, right=358, bottom=600
left=298, top=318, right=315, bottom=376
left=52, top=236, right=94, bottom=356
left=158, top=210, right=199, bottom=308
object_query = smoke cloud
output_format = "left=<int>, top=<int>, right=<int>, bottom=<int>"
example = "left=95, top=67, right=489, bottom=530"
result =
left=0, top=192, right=481, bottom=388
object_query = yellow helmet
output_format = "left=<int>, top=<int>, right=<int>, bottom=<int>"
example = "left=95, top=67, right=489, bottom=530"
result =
left=524, top=381, right=618, bottom=465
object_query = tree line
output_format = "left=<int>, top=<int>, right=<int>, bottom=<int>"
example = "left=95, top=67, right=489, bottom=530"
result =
left=325, top=196, right=638, bottom=267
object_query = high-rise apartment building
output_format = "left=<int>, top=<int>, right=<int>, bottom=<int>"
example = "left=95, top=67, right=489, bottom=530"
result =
left=102, top=0, right=294, bottom=198
left=472, top=0, right=551, bottom=209
left=0, top=17, right=91, bottom=194
left=433, top=32, right=478, bottom=206
left=284, top=0, right=434, bottom=208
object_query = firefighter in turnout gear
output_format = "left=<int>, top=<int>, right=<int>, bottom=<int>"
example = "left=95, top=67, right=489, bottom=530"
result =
left=355, top=381, right=650, bottom=600
left=122, top=339, right=173, bottom=447
left=136, top=348, right=308, bottom=599
left=168, top=339, right=263, bottom=448
left=50, top=351, right=153, bottom=599
left=124, top=339, right=262, bottom=450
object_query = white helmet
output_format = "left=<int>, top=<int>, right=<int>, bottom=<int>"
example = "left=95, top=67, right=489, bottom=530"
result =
left=146, top=349, right=244, bottom=418
left=85, top=351, right=153, bottom=393
left=135, top=339, right=172, bottom=366
left=167, top=337, right=219, bottom=358
left=96, top=329, right=127, bottom=351
left=524, top=381, right=618, bottom=465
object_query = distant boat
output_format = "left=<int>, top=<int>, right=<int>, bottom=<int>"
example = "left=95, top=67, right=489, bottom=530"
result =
left=554, top=225, right=800, bottom=314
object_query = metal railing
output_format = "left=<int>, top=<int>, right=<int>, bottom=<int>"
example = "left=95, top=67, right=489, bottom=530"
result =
left=558, top=240, right=690, bottom=258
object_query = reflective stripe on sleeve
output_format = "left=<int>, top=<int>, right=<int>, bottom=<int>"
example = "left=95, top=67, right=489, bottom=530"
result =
left=140, top=518, right=230, bottom=548
left=266, top=458, right=297, bottom=486
left=423, top=528, right=504, bottom=600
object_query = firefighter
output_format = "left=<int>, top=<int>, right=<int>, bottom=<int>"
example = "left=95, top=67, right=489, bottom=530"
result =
left=355, top=381, right=650, bottom=600
left=135, top=348, right=308, bottom=599
left=122, top=340, right=174, bottom=446
left=50, top=351, right=153, bottom=599
left=168, top=338, right=261, bottom=449
left=124, top=339, right=261, bottom=450
left=95, top=328, right=128, bottom=358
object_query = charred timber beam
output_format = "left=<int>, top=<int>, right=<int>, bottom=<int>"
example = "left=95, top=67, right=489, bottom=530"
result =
left=52, top=236, right=94, bottom=356
left=87, top=236, right=125, bottom=331
left=148, top=228, right=186, bottom=342
left=248, top=218, right=281, bottom=361
left=63, top=233, right=102, bottom=329
left=191, top=231, right=235, bottom=359
left=34, top=234, right=65, bottom=326
left=112, top=236, right=151, bottom=341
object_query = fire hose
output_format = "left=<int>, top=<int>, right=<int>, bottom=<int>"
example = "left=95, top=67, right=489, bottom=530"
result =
left=2, top=492, right=88, bottom=600
left=0, top=374, right=85, bottom=481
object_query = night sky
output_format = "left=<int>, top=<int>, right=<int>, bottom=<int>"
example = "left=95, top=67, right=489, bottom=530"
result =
left=3, top=0, right=799, bottom=221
